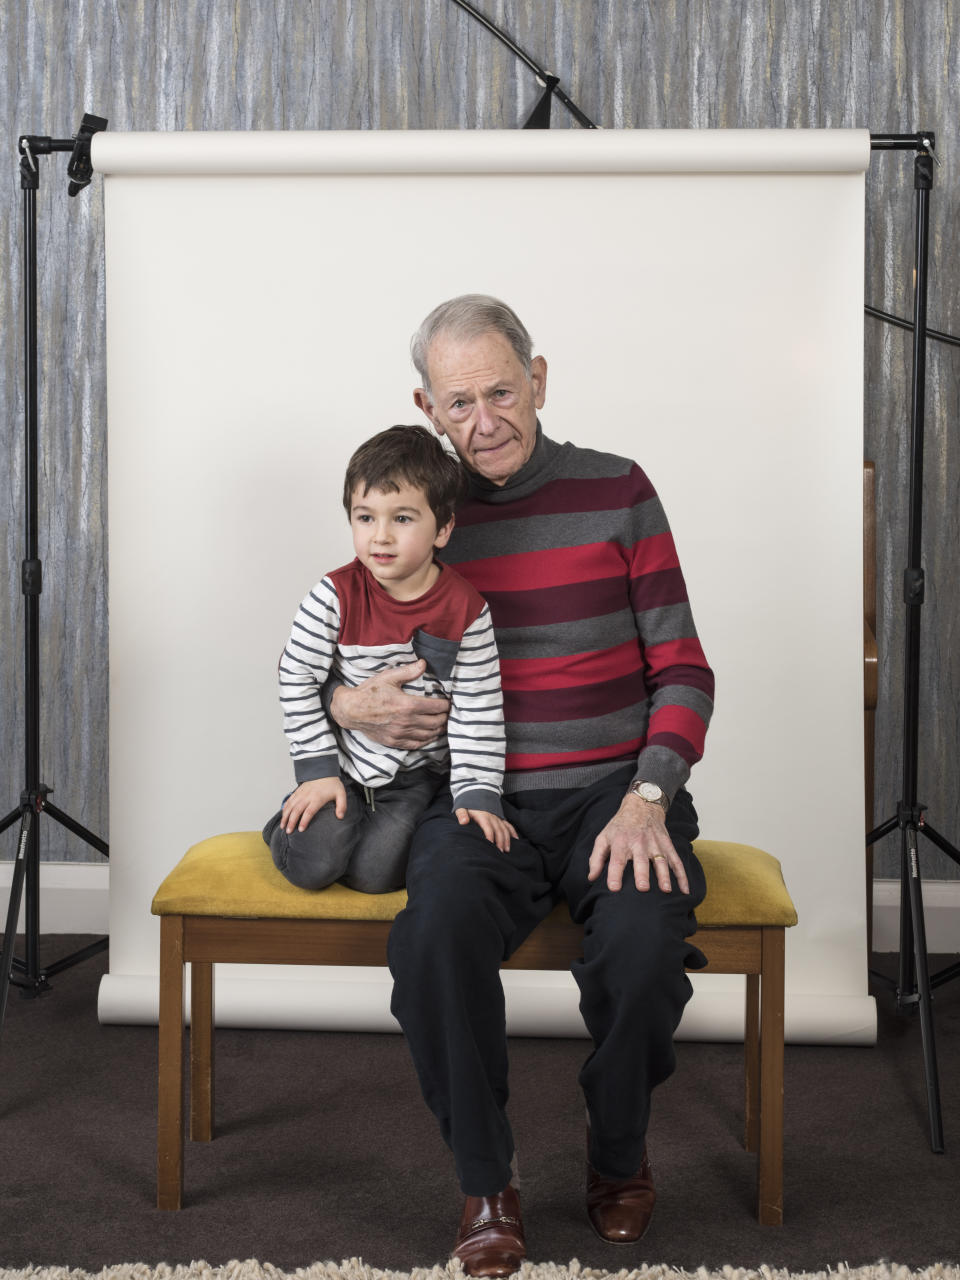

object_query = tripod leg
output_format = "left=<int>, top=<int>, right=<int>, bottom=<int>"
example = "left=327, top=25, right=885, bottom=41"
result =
left=0, top=810, right=32, bottom=1046
left=897, top=828, right=916, bottom=1008
left=0, top=806, right=22, bottom=837
left=904, top=826, right=944, bottom=1152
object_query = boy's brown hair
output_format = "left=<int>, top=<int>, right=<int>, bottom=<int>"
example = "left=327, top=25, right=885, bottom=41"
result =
left=342, top=425, right=466, bottom=528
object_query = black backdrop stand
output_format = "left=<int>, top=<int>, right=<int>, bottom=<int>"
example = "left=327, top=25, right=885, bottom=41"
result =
left=868, top=131, right=960, bottom=1154
left=0, top=115, right=109, bottom=1049
left=449, top=0, right=597, bottom=130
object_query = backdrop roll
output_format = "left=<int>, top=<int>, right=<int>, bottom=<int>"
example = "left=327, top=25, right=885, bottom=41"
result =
left=93, top=128, right=874, bottom=1045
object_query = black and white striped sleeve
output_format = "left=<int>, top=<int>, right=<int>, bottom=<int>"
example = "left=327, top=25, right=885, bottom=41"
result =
left=446, top=604, right=506, bottom=816
left=277, top=578, right=342, bottom=782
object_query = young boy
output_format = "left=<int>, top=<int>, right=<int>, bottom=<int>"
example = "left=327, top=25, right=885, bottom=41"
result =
left=262, top=424, right=515, bottom=893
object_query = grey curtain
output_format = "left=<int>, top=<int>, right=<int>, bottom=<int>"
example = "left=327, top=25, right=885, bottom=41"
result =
left=1, top=0, right=958, bottom=880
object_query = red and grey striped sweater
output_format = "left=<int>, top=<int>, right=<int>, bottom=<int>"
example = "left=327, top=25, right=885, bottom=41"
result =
left=438, top=429, right=714, bottom=801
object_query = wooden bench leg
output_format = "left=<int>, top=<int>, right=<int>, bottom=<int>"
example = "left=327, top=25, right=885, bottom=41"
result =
left=744, top=973, right=760, bottom=1153
left=158, top=915, right=185, bottom=1210
left=757, top=926, right=785, bottom=1225
left=190, top=960, right=214, bottom=1142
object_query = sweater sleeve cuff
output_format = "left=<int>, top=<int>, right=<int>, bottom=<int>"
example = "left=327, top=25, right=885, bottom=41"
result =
left=450, top=788, right=504, bottom=819
left=631, top=745, right=690, bottom=807
left=293, top=754, right=341, bottom=784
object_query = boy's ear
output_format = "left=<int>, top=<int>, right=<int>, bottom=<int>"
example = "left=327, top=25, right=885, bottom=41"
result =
left=414, top=387, right=445, bottom=436
left=433, top=515, right=455, bottom=549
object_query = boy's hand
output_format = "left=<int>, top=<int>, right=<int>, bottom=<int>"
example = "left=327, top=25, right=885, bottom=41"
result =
left=281, top=777, right=347, bottom=834
left=455, top=808, right=519, bottom=853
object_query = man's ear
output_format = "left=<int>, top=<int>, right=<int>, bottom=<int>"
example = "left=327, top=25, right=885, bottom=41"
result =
left=530, top=355, right=548, bottom=410
left=433, top=516, right=455, bottom=550
left=413, top=387, right=445, bottom=436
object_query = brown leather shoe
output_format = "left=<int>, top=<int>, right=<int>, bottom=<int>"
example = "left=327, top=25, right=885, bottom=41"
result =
left=452, top=1184, right=525, bottom=1277
left=586, top=1148, right=656, bottom=1243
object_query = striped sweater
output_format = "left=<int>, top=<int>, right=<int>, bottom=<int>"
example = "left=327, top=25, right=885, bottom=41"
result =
left=438, top=429, right=714, bottom=801
left=278, top=559, right=505, bottom=815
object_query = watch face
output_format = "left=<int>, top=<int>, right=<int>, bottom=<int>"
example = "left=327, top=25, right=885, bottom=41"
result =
left=636, top=782, right=662, bottom=803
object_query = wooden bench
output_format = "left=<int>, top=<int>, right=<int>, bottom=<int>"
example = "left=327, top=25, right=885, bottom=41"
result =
left=152, top=832, right=797, bottom=1223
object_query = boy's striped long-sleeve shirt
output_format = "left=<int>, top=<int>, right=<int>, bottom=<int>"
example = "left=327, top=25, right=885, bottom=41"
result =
left=278, top=558, right=505, bottom=816
left=438, top=429, right=714, bottom=802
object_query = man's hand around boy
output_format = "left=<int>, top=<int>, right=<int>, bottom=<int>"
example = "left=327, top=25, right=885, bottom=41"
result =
left=281, top=777, right=347, bottom=833
left=330, top=659, right=451, bottom=749
left=456, top=808, right=518, bottom=853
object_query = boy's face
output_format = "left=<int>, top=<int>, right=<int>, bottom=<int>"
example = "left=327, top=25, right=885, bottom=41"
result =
left=349, top=482, right=453, bottom=600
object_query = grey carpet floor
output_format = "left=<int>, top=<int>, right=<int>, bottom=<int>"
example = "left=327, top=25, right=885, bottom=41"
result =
left=1, top=939, right=958, bottom=1272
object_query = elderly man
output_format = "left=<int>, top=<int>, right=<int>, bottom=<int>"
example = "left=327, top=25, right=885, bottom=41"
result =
left=329, top=295, right=714, bottom=1276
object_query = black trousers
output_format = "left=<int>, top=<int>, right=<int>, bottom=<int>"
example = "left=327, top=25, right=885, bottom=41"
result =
left=387, top=765, right=707, bottom=1196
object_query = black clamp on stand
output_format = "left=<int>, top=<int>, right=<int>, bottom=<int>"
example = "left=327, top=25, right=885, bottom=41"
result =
left=523, top=75, right=561, bottom=129
left=1, top=114, right=109, bottom=1049
left=868, top=131, right=960, bottom=1154
left=449, top=0, right=597, bottom=130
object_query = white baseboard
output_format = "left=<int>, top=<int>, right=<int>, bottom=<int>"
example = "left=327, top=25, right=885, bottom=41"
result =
left=873, top=877, right=960, bottom=953
left=0, top=862, right=110, bottom=934
left=3, top=864, right=957, bottom=955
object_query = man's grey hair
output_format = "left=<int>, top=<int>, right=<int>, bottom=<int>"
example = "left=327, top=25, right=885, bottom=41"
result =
left=411, top=294, right=534, bottom=396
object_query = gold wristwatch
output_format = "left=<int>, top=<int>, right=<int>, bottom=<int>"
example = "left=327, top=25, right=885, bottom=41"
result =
left=628, top=780, right=670, bottom=813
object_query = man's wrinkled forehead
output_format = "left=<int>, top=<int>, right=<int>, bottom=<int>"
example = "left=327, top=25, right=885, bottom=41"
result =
left=424, top=329, right=528, bottom=398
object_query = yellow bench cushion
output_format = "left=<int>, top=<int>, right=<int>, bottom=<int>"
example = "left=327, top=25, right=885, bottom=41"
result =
left=151, top=831, right=406, bottom=922
left=151, top=832, right=796, bottom=929
left=697, top=840, right=797, bottom=927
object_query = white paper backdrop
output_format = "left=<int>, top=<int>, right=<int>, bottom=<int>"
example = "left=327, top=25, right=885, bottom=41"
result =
left=93, top=130, right=874, bottom=1044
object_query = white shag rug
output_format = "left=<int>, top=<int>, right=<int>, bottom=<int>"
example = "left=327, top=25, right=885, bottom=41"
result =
left=1, top=1263, right=958, bottom=1280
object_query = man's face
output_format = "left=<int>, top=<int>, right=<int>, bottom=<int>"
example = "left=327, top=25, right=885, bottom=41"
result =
left=414, top=330, right=547, bottom=486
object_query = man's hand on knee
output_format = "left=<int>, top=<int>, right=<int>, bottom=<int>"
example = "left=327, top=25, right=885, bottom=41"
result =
left=587, top=795, right=690, bottom=894
left=281, top=777, right=347, bottom=834
left=330, top=660, right=451, bottom=749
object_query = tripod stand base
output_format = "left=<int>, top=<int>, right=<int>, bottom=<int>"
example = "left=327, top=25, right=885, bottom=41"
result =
left=9, top=966, right=54, bottom=998
left=872, top=956, right=960, bottom=999
left=867, top=813, right=956, bottom=1154
left=9, top=933, right=109, bottom=996
left=1, top=796, right=109, bottom=1048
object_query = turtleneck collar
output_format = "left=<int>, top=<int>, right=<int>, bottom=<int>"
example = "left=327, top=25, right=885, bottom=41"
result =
left=463, top=423, right=562, bottom=503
